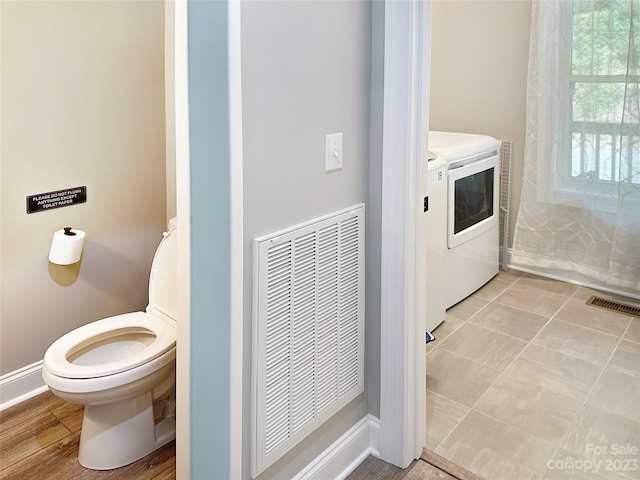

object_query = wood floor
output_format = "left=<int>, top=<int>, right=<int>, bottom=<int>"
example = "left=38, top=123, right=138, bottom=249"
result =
left=0, top=391, right=175, bottom=480
left=346, top=456, right=456, bottom=480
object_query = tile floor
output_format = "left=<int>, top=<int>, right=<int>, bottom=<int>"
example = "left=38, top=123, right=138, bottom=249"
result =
left=426, top=270, right=640, bottom=480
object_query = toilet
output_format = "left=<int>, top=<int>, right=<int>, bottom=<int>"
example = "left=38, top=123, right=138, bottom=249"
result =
left=42, top=222, right=177, bottom=470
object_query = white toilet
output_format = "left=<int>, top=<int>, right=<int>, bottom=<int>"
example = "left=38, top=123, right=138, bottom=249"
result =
left=42, top=222, right=178, bottom=470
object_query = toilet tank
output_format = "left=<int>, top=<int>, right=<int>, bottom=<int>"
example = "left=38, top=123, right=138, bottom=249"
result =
left=148, top=226, right=177, bottom=320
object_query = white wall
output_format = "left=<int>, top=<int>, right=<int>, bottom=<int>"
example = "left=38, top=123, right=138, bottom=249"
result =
left=0, top=1, right=167, bottom=376
left=241, top=1, right=372, bottom=478
left=429, top=0, right=532, bottom=245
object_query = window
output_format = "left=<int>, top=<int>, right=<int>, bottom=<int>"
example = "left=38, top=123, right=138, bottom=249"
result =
left=565, top=0, right=640, bottom=187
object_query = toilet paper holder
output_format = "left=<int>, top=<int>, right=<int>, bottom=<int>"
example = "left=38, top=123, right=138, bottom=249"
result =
left=49, top=226, right=85, bottom=265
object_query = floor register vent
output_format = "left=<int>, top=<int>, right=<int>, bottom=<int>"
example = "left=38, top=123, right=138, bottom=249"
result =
left=251, top=205, right=365, bottom=477
left=586, top=296, right=640, bottom=317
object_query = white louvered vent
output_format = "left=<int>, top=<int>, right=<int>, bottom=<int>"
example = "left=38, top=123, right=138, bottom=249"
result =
left=251, top=205, right=365, bottom=477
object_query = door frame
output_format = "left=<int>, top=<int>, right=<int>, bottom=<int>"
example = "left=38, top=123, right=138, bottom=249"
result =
left=378, top=0, right=431, bottom=468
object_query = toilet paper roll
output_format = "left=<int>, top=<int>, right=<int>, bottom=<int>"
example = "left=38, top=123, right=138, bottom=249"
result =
left=49, top=227, right=85, bottom=265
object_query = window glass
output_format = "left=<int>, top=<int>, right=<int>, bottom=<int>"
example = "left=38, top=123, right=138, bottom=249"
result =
left=568, top=0, right=639, bottom=186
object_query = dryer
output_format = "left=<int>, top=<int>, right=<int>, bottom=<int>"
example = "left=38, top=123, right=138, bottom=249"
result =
left=429, top=131, right=500, bottom=310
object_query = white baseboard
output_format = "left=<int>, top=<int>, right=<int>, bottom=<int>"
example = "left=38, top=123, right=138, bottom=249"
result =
left=292, top=414, right=380, bottom=480
left=0, top=361, right=48, bottom=411
left=369, top=414, right=380, bottom=458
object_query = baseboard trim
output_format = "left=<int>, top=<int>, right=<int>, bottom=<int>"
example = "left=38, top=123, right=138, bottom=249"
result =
left=0, top=361, right=48, bottom=411
left=292, top=414, right=380, bottom=480
left=369, top=414, right=380, bottom=458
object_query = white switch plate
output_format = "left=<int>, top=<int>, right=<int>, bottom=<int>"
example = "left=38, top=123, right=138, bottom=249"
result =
left=324, top=133, right=343, bottom=172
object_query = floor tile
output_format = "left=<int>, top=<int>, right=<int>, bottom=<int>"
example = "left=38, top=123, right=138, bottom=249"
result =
left=436, top=411, right=557, bottom=480
left=561, top=404, right=640, bottom=470
left=474, top=374, right=583, bottom=445
left=624, top=318, right=640, bottom=343
left=572, top=286, right=637, bottom=304
left=608, top=340, right=640, bottom=377
left=472, top=278, right=513, bottom=301
left=427, top=275, right=639, bottom=480
left=428, top=316, right=465, bottom=351
left=542, top=447, right=634, bottom=480
left=446, top=296, right=488, bottom=321
left=438, top=323, right=527, bottom=371
left=517, top=274, right=579, bottom=297
left=426, top=348, right=500, bottom=407
left=496, top=269, right=524, bottom=283
left=532, top=320, right=620, bottom=366
left=587, top=368, right=640, bottom=422
left=469, top=302, right=549, bottom=341
left=502, top=344, right=603, bottom=401
left=495, top=284, right=568, bottom=317
left=425, top=391, right=469, bottom=451
left=555, top=298, right=632, bottom=337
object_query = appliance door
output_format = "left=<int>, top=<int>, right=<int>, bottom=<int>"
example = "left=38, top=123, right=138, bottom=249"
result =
left=447, top=154, right=499, bottom=248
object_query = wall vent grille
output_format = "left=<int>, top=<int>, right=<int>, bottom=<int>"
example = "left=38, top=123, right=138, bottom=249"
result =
left=499, top=140, right=513, bottom=271
left=586, top=296, right=640, bottom=316
left=251, top=205, right=365, bottom=477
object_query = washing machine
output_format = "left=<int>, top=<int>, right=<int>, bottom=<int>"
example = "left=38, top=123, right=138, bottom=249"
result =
left=428, top=131, right=500, bottom=312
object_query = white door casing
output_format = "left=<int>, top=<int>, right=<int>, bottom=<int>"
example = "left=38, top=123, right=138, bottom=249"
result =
left=378, top=0, right=431, bottom=468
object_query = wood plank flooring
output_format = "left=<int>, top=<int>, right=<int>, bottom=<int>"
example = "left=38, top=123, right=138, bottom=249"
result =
left=345, top=455, right=457, bottom=480
left=0, top=391, right=175, bottom=480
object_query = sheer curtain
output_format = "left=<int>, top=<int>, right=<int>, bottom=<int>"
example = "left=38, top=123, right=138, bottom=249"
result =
left=511, top=0, right=640, bottom=296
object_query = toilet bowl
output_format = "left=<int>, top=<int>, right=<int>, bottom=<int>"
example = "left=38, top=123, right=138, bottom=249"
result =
left=42, top=222, right=178, bottom=470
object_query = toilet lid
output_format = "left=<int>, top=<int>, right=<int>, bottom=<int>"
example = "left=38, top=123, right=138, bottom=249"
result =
left=44, top=311, right=176, bottom=379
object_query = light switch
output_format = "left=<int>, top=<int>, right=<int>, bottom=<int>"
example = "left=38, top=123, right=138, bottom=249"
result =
left=324, top=133, right=343, bottom=172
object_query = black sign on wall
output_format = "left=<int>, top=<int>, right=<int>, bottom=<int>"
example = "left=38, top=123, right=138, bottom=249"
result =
left=27, top=186, right=87, bottom=214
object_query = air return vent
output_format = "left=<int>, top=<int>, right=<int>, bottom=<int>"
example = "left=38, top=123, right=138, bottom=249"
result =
left=251, top=205, right=365, bottom=477
left=586, top=296, right=640, bottom=316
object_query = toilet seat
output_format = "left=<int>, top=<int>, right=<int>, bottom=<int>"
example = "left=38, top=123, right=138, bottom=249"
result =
left=44, top=311, right=176, bottom=379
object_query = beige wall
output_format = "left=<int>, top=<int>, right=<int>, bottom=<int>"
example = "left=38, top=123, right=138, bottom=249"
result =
left=0, top=1, right=167, bottom=375
left=429, top=0, right=532, bottom=245
left=165, top=1, right=177, bottom=224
